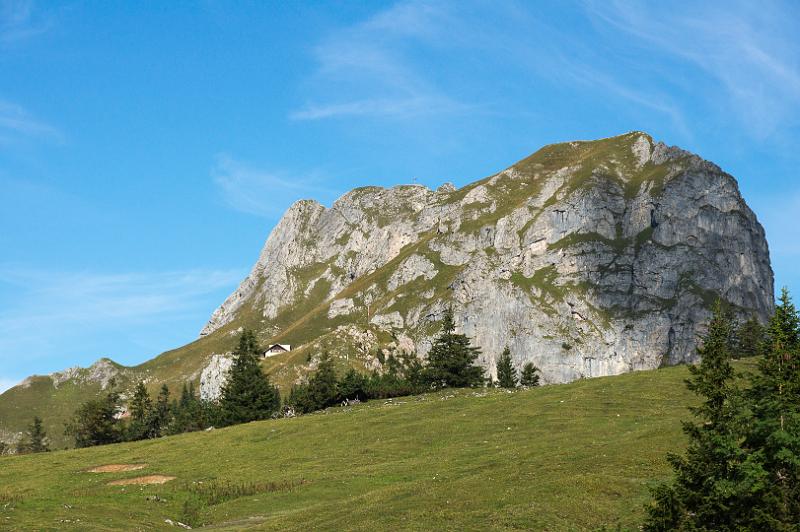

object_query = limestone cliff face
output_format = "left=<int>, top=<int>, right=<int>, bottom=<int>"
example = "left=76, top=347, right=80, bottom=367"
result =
left=200, top=132, right=774, bottom=384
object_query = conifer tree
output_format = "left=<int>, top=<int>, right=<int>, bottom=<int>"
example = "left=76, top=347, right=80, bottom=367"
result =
left=422, top=307, right=484, bottom=388
left=17, top=416, right=48, bottom=453
left=152, top=384, right=172, bottom=436
left=127, top=381, right=155, bottom=440
left=519, top=362, right=540, bottom=387
left=744, top=288, right=800, bottom=525
left=644, top=300, right=752, bottom=530
left=29, top=416, right=48, bottom=452
left=286, top=383, right=311, bottom=413
left=736, top=315, right=766, bottom=359
left=168, top=382, right=209, bottom=434
left=66, top=387, right=123, bottom=448
left=307, top=352, right=339, bottom=410
left=496, top=346, right=517, bottom=388
left=337, top=368, right=368, bottom=402
left=383, top=349, right=424, bottom=387
left=219, top=329, right=280, bottom=425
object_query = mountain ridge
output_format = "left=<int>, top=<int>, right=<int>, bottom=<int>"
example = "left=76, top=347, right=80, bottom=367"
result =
left=0, top=131, right=774, bottom=447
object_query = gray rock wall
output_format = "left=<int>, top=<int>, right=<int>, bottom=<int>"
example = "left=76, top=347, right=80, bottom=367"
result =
left=201, top=132, right=773, bottom=384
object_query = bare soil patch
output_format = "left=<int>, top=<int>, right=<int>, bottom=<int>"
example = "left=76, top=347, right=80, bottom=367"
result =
left=109, top=475, right=176, bottom=486
left=87, top=464, right=147, bottom=473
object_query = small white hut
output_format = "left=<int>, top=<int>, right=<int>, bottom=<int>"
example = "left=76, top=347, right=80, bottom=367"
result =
left=264, top=344, right=291, bottom=357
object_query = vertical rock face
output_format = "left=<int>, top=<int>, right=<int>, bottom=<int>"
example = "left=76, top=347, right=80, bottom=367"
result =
left=202, top=132, right=773, bottom=384
left=199, top=354, right=233, bottom=401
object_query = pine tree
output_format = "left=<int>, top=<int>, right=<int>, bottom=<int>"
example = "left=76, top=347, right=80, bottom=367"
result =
left=736, top=315, right=766, bottom=359
left=286, top=383, right=311, bottom=413
left=382, top=348, right=424, bottom=388
left=167, top=382, right=209, bottom=435
left=28, top=416, right=48, bottom=453
left=519, top=362, right=540, bottom=387
left=496, top=346, right=517, bottom=388
left=306, top=352, right=339, bottom=410
left=644, top=300, right=753, bottom=530
left=17, top=416, right=48, bottom=453
left=422, top=307, right=484, bottom=388
left=219, top=329, right=280, bottom=425
left=127, top=381, right=155, bottom=440
left=66, top=388, right=122, bottom=448
left=337, top=368, right=368, bottom=402
left=744, top=288, right=800, bottom=526
left=151, top=384, right=172, bottom=436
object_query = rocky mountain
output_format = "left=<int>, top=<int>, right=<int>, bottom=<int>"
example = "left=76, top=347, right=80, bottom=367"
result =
left=199, top=131, right=773, bottom=381
left=0, top=132, right=773, bottom=447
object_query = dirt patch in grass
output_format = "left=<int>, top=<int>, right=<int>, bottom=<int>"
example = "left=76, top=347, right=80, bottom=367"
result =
left=87, top=464, right=147, bottom=473
left=108, top=475, right=176, bottom=486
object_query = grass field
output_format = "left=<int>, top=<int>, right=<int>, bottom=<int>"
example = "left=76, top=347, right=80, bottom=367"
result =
left=0, top=361, right=735, bottom=531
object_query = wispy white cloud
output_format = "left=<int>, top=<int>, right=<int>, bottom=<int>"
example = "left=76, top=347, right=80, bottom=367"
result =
left=291, top=96, right=468, bottom=121
left=291, top=1, right=471, bottom=121
left=212, top=154, right=339, bottom=217
left=529, top=41, right=692, bottom=137
left=0, top=267, right=245, bottom=375
left=0, top=267, right=243, bottom=328
left=0, top=99, right=61, bottom=142
left=292, top=0, right=689, bottom=133
left=583, top=0, right=800, bottom=139
left=0, top=0, right=52, bottom=46
left=293, top=0, right=799, bottom=143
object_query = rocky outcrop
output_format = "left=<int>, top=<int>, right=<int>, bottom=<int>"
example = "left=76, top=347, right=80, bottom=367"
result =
left=200, top=132, right=773, bottom=384
left=199, top=354, right=233, bottom=401
left=50, top=358, right=122, bottom=390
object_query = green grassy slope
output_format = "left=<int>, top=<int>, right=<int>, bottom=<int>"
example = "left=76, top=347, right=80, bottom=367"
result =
left=0, top=362, right=728, bottom=531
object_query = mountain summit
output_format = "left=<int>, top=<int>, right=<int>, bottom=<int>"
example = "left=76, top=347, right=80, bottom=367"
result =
left=200, top=131, right=773, bottom=382
left=0, top=132, right=773, bottom=446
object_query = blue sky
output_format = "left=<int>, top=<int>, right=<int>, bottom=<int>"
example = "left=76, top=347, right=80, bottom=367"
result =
left=1, top=0, right=799, bottom=392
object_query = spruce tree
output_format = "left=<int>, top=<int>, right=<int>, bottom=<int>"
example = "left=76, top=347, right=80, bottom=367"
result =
left=18, top=416, right=48, bottom=453
left=219, top=329, right=280, bottom=425
left=306, top=352, right=339, bottom=410
left=744, top=288, right=800, bottom=526
left=167, top=382, right=208, bottom=435
left=29, top=416, right=48, bottom=452
left=519, top=362, right=540, bottom=387
left=66, top=388, right=122, bottom=448
left=127, top=381, right=155, bottom=440
left=422, top=307, right=484, bottom=388
left=736, top=315, right=766, bottom=359
left=151, top=384, right=172, bottom=436
left=286, top=383, right=311, bottom=413
left=496, top=346, right=517, bottom=388
left=644, top=300, right=752, bottom=530
left=337, top=368, right=368, bottom=402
